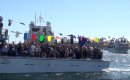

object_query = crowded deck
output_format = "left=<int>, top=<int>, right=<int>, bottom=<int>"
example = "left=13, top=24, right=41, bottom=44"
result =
left=0, top=42, right=103, bottom=59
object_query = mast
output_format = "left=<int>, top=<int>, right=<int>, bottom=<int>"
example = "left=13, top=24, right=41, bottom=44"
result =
left=37, top=12, right=44, bottom=26
left=35, top=12, right=36, bottom=26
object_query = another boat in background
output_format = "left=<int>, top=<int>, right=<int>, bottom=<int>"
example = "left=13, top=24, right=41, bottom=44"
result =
left=105, top=37, right=130, bottom=53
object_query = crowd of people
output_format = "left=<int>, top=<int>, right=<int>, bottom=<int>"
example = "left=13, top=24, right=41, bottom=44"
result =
left=0, top=42, right=103, bottom=59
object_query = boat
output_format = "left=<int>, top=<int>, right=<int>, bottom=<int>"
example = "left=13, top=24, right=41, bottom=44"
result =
left=0, top=15, right=110, bottom=73
left=0, top=57, right=110, bottom=73
left=105, top=37, right=130, bottom=53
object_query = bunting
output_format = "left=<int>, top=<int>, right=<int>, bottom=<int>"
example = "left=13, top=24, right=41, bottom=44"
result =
left=24, top=33, right=28, bottom=40
left=0, top=16, right=3, bottom=22
left=58, top=33, right=63, bottom=36
left=8, top=19, right=13, bottom=26
left=15, top=31, right=22, bottom=38
left=93, top=37, right=100, bottom=43
left=47, top=36, right=52, bottom=42
left=55, top=36, right=61, bottom=40
left=79, top=36, right=87, bottom=47
left=39, top=34, right=45, bottom=42
left=0, top=22, right=3, bottom=28
left=19, top=22, right=25, bottom=25
left=5, top=29, right=8, bottom=36
left=11, top=31, right=22, bottom=38
left=32, top=34, right=36, bottom=41
left=68, top=34, right=76, bottom=38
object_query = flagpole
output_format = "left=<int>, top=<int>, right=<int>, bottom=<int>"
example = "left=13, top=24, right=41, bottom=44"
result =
left=40, top=12, right=41, bottom=26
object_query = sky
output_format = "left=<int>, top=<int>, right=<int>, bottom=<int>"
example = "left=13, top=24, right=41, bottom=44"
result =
left=0, top=0, right=130, bottom=43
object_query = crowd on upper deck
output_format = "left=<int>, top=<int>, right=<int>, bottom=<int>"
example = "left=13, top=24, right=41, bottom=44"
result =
left=0, top=41, right=103, bottom=59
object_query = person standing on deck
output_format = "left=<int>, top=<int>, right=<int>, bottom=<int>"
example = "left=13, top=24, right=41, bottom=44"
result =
left=29, top=42, right=35, bottom=56
left=0, top=43, right=8, bottom=56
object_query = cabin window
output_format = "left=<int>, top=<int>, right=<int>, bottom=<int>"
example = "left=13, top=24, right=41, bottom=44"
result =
left=32, top=28, right=40, bottom=32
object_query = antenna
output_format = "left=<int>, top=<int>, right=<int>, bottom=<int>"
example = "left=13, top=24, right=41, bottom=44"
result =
left=37, top=12, right=44, bottom=26
left=35, top=12, right=36, bottom=26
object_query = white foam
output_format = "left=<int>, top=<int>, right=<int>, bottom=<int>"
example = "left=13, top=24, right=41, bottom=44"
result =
left=103, top=68, right=130, bottom=72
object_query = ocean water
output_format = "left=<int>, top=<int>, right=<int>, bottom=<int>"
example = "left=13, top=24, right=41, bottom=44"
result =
left=0, top=50, right=130, bottom=80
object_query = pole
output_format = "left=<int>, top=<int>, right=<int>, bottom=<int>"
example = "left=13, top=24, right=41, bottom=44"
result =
left=35, top=12, right=36, bottom=26
left=40, top=12, right=41, bottom=26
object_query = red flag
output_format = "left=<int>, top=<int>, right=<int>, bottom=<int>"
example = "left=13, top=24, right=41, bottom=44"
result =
left=32, top=34, right=36, bottom=41
left=8, top=19, right=13, bottom=26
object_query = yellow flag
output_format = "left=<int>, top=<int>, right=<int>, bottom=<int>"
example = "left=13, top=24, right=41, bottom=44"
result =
left=94, top=37, right=100, bottom=43
left=47, top=36, right=52, bottom=42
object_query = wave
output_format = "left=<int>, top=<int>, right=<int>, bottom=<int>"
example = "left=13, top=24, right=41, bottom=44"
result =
left=103, top=68, right=130, bottom=72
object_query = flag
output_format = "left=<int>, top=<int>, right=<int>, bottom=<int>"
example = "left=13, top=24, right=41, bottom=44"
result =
left=24, top=33, right=28, bottom=40
left=58, top=33, right=63, bottom=36
left=0, top=16, right=3, bottom=22
left=15, top=32, right=19, bottom=38
left=47, top=36, right=52, bottom=42
left=5, top=29, right=8, bottom=35
left=0, top=22, right=3, bottom=28
left=68, top=34, right=76, bottom=38
left=73, top=35, right=76, bottom=39
left=19, top=22, right=25, bottom=25
left=55, top=36, right=61, bottom=40
left=8, top=19, right=13, bottom=26
left=11, top=31, right=15, bottom=33
left=32, top=34, right=36, bottom=41
left=15, top=31, right=22, bottom=38
left=67, top=34, right=73, bottom=37
left=79, top=36, right=87, bottom=47
left=39, top=34, right=45, bottom=42
left=93, top=37, right=100, bottom=43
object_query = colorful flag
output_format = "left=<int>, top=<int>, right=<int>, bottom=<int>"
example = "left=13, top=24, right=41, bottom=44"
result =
left=79, top=36, right=87, bottom=47
left=47, top=36, right=52, bottom=42
left=0, top=22, right=3, bottom=28
left=5, top=29, right=8, bottom=35
left=73, top=35, right=76, bottom=39
left=39, top=34, right=45, bottom=42
left=0, top=16, right=3, bottom=22
left=67, top=34, right=73, bottom=37
left=15, top=32, right=19, bottom=38
left=94, top=37, right=100, bottom=43
left=8, top=19, right=13, bottom=26
left=58, top=33, right=63, bottom=36
left=55, top=36, right=61, bottom=40
left=15, top=31, right=22, bottom=38
left=19, top=22, right=25, bottom=25
left=24, top=33, right=28, bottom=40
left=32, top=34, right=36, bottom=41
